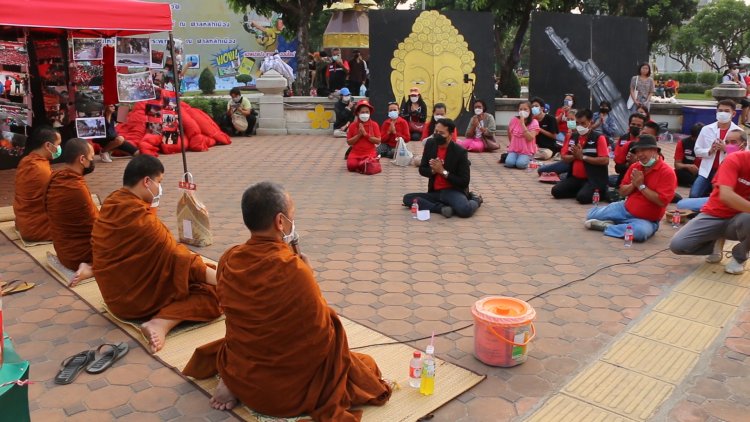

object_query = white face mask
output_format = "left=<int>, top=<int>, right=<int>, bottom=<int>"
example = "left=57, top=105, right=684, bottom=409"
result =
left=231, top=96, right=241, bottom=104
left=410, top=96, right=419, bottom=103
left=147, top=179, right=163, bottom=208
left=388, top=110, right=399, bottom=119
left=519, top=110, right=529, bottom=119
left=359, top=113, right=370, bottom=122
left=576, top=125, right=589, bottom=136
left=474, top=108, right=483, bottom=115
left=281, top=214, right=296, bottom=244
left=717, top=111, right=732, bottom=124
left=332, top=55, right=340, bottom=61
left=433, top=114, right=444, bottom=120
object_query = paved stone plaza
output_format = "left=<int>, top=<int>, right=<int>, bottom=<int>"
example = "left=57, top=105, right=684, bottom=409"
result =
left=1, top=135, right=749, bottom=421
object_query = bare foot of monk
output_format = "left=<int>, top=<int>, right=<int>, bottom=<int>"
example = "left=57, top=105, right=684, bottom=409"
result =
left=209, top=378, right=238, bottom=410
left=69, top=262, right=93, bottom=287
left=140, top=318, right=180, bottom=353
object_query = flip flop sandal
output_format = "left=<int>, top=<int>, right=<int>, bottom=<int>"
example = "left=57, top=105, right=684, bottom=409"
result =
left=86, top=342, right=129, bottom=374
left=2, top=281, right=35, bottom=296
left=0, top=279, right=19, bottom=290
left=54, top=350, right=95, bottom=385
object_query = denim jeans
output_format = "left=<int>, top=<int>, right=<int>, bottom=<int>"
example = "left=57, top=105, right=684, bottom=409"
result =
left=505, top=152, right=531, bottom=169
left=676, top=197, right=709, bottom=212
left=537, top=160, right=570, bottom=176
left=689, top=169, right=716, bottom=198
left=403, top=189, right=479, bottom=218
left=586, top=200, right=659, bottom=242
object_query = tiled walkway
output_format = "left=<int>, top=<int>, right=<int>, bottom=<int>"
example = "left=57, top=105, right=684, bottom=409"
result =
left=1, top=135, right=748, bottom=421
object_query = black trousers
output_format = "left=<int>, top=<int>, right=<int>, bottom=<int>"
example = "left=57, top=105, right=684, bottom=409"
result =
left=551, top=176, right=607, bottom=204
left=676, top=168, right=698, bottom=188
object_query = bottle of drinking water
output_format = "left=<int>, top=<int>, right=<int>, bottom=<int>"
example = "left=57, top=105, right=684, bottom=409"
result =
left=592, top=189, right=600, bottom=207
left=671, top=210, right=681, bottom=228
left=624, top=225, right=634, bottom=247
left=408, top=351, right=422, bottom=388
left=411, top=198, right=419, bottom=219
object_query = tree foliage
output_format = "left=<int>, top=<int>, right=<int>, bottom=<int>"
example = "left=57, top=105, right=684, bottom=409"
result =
left=688, top=0, right=750, bottom=70
left=578, top=0, right=698, bottom=49
left=198, top=67, right=216, bottom=94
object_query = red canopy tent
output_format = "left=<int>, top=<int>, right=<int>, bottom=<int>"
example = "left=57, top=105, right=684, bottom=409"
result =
left=0, top=0, right=172, bottom=36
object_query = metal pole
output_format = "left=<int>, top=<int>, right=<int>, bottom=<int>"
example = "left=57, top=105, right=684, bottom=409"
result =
left=168, top=31, right=189, bottom=181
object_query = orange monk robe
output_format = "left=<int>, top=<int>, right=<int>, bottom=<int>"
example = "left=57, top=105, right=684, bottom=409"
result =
left=91, top=188, right=221, bottom=321
left=13, top=153, right=52, bottom=241
left=45, top=168, right=98, bottom=270
left=183, top=235, right=391, bottom=421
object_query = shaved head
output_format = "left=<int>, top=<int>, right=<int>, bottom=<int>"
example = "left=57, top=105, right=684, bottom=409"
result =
left=241, top=181, right=289, bottom=231
left=61, top=138, right=92, bottom=164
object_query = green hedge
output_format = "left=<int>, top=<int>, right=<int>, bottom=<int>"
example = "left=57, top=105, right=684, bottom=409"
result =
left=679, top=83, right=713, bottom=94
left=183, top=97, right=227, bottom=123
left=519, top=77, right=529, bottom=87
left=657, top=72, right=721, bottom=85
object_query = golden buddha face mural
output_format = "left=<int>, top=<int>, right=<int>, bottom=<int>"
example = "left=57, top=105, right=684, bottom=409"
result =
left=391, top=11, right=476, bottom=121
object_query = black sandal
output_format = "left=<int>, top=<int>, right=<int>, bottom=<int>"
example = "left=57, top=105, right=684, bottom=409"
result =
left=86, top=342, right=129, bottom=374
left=54, top=350, right=95, bottom=385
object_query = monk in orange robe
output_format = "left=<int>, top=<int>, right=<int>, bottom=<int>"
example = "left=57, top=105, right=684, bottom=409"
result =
left=92, top=155, right=222, bottom=353
left=45, top=138, right=98, bottom=286
left=183, top=182, right=391, bottom=421
left=13, top=126, right=61, bottom=241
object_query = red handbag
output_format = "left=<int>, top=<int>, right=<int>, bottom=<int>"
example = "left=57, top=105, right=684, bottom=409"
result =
left=359, top=156, right=382, bottom=175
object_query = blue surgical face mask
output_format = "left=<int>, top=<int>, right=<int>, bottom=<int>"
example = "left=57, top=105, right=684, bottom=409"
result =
left=531, top=106, right=541, bottom=116
left=388, top=110, right=399, bottom=119
left=643, top=156, right=657, bottom=167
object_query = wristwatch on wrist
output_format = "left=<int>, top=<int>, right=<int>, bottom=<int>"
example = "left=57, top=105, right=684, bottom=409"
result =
left=442, top=170, right=449, bottom=177
left=638, top=184, right=647, bottom=191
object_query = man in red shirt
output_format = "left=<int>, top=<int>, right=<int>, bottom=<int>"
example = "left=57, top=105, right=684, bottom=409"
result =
left=670, top=146, right=750, bottom=274
left=402, top=119, right=482, bottom=218
left=585, top=135, right=676, bottom=242
left=377, top=101, right=410, bottom=158
left=612, top=113, right=646, bottom=187
left=551, top=109, right=610, bottom=204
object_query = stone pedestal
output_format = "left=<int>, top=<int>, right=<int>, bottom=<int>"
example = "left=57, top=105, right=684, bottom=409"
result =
left=255, top=70, right=288, bottom=135
left=712, top=82, right=746, bottom=103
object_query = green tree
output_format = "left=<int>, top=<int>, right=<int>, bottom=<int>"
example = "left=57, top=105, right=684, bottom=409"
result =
left=235, top=74, right=253, bottom=86
left=578, top=0, right=699, bottom=49
left=656, top=25, right=700, bottom=72
left=684, top=0, right=750, bottom=71
left=198, top=67, right=216, bottom=94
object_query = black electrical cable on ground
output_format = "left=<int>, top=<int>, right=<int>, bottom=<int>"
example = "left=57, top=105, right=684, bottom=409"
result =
left=350, top=247, right=670, bottom=350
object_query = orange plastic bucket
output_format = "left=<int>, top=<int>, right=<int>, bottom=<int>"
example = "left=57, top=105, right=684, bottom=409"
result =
left=472, top=296, right=536, bottom=367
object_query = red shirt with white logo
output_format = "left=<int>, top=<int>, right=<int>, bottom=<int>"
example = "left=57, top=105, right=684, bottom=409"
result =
left=560, top=132, right=609, bottom=179
left=702, top=151, right=750, bottom=219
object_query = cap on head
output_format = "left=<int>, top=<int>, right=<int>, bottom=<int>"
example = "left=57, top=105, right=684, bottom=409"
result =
left=409, top=87, right=420, bottom=95
left=339, top=87, right=351, bottom=96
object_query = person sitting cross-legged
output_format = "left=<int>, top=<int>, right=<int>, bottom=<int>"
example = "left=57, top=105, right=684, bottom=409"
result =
left=45, top=138, right=98, bottom=286
left=182, top=182, right=392, bottom=419
left=670, top=143, right=750, bottom=274
left=585, top=135, right=676, bottom=242
left=403, top=118, right=482, bottom=218
left=550, top=109, right=610, bottom=204
left=377, top=101, right=410, bottom=158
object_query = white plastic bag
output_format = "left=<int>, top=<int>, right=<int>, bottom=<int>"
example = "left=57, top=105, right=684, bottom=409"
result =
left=392, top=137, right=413, bottom=167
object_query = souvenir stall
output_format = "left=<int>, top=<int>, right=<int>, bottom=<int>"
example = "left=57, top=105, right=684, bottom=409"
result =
left=0, top=0, right=228, bottom=171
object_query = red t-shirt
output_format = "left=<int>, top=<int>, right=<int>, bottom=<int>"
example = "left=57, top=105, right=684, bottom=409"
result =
left=622, top=159, right=677, bottom=221
left=346, top=119, right=381, bottom=159
left=673, top=139, right=702, bottom=167
left=614, top=135, right=637, bottom=165
left=712, top=129, right=728, bottom=170
left=4, top=79, right=11, bottom=91
left=555, top=108, right=569, bottom=133
left=560, top=133, right=609, bottom=179
left=380, top=117, right=410, bottom=148
left=433, top=146, right=452, bottom=191
left=701, top=151, right=750, bottom=219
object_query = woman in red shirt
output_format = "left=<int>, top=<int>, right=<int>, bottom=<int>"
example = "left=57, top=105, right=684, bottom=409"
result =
left=377, top=101, right=410, bottom=158
left=346, top=100, right=381, bottom=174
left=555, top=93, right=576, bottom=143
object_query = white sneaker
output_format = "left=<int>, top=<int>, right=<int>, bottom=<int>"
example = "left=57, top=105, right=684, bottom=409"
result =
left=725, top=257, right=746, bottom=275
left=100, top=152, right=113, bottom=163
left=706, top=238, right=725, bottom=263
left=584, top=219, right=614, bottom=231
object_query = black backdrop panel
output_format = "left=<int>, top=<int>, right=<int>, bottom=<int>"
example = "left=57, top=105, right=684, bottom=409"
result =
left=529, top=11, right=648, bottom=115
left=368, top=10, right=495, bottom=131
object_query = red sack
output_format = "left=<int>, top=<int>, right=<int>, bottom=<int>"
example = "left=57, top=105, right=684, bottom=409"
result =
left=358, top=156, right=382, bottom=175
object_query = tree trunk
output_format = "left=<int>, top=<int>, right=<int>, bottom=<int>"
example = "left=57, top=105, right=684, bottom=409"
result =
left=294, top=2, right=312, bottom=95
left=499, top=4, right=532, bottom=97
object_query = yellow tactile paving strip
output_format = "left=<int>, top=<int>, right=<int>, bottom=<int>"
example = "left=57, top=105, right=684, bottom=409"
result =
left=525, top=262, right=750, bottom=421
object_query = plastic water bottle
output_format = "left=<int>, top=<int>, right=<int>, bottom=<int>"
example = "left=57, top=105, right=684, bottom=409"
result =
left=408, top=351, right=422, bottom=388
left=411, top=199, right=419, bottom=219
left=526, top=160, right=536, bottom=173
left=419, top=345, right=435, bottom=396
left=672, top=210, right=681, bottom=228
left=592, top=189, right=600, bottom=207
left=624, top=225, right=634, bottom=247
